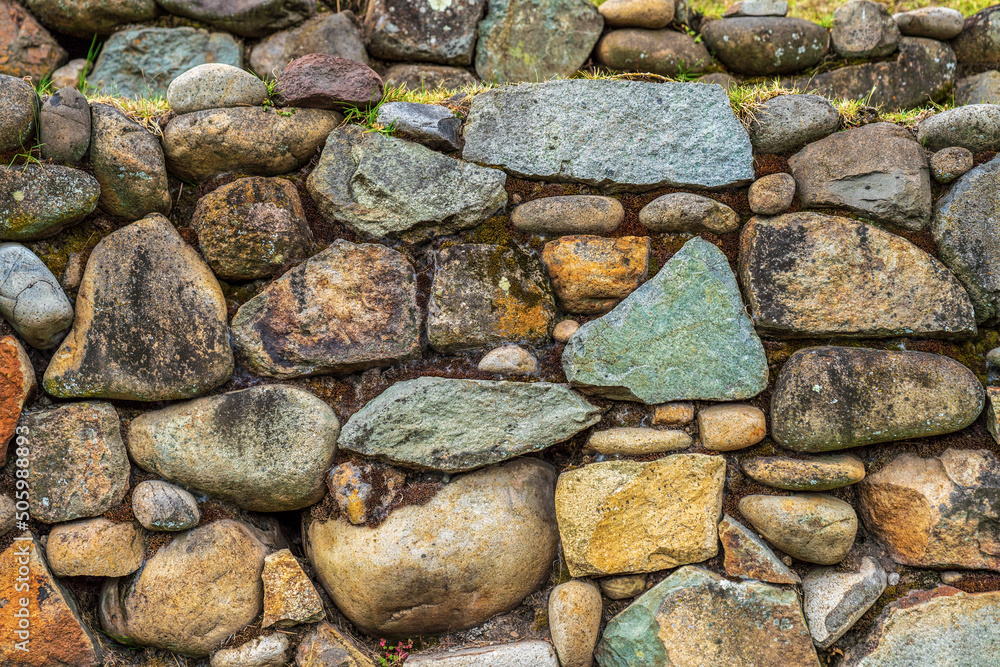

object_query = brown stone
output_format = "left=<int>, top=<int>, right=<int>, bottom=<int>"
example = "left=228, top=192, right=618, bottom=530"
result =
left=748, top=172, right=795, bottom=215
left=327, top=460, right=407, bottom=526
left=0, top=534, right=103, bottom=667
left=743, top=454, right=866, bottom=491
left=598, top=0, right=674, bottom=28
left=595, top=29, right=712, bottom=77
left=0, top=0, right=67, bottom=82
left=296, top=621, right=376, bottom=667
left=549, top=579, right=602, bottom=667
left=553, top=319, right=581, bottom=343
left=858, top=448, right=1000, bottom=571
left=477, top=344, right=538, bottom=374
left=697, top=403, right=766, bottom=451
left=367, top=0, right=487, bottom=66
left=639, top=193, right=739, bottom=234
left=232, top=240, right=420, bottom=378
left=542, top=235, right=650, bottom=314
left=598, top=574, right=646, bottom=599
left=701, top=16, right=829, bottom=76
left=46, top=518, right=145, bottom=577
left=0, top=335, right=34, bottom=465
left=276, top=53, right=383, bottom=110
left=739, top=494, right=857, bottom=564
left=585, top=427, right=692, bottom=455
left=383, top=63, right=477, bottom=90
left=718, top=514, right=800, bottom=584
left=511, top=195, right=624, bottom=235
left=248, top=11, right=370, bottom=77
left=652, top=402, right=695, bottom=425
left=261, top=548, right=325, bottom=628
left=929, top=146, right=974, bottom=184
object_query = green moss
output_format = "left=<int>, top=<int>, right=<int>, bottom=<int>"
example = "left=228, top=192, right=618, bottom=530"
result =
left=465, top=215, right=513, bottom=246
left=25, top=219, right=114, bottom=279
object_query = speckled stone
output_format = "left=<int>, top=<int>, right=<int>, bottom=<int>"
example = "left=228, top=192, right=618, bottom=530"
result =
left=718, top=514, right=800, bottom=584
left=585, top=427, right=692, bottom=455
left=739, top=494, right=858, bottom=564
left=743, top=454, right=866, bottom=491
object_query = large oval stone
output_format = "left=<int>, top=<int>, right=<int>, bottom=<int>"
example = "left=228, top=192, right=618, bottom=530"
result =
left=771, top=346, right=984, bottom=452
left=306, top=458, right=559, bottom=636
left=0, top=164, right=98, bottom=240
left=951, top=5, right=1000, bottom=68
left=128, top=385, right=339, bottom=512
left=701, top=17, right=829, bottom=76
left=595, top=29, right=712, bottom=77
left=739, top=493, right=857, bottom=564
left=23, top=0, right=156, bottom=37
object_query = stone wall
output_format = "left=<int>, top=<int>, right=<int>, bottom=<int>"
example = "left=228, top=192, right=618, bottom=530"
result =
left=2, top=2, right=1000, bottom=666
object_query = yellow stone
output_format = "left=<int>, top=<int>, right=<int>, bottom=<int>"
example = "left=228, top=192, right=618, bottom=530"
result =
left=261, top=549, right=326, bottom=628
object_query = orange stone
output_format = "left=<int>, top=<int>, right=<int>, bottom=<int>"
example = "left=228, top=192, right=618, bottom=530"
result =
left=0, top=335, right=35, bottom=465
left=542, top=235, right=650, bottom=314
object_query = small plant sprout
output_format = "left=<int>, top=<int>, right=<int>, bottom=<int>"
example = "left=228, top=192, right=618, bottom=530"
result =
left=377, top=638, right=413, bottom=666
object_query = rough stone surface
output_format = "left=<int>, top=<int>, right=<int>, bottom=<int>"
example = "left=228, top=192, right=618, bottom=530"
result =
left=156, top=0, right=316, bottom=37
left=50, top=58, right=88, bottom=88
left=427, top=243, right=555, bottom=352
left=128, top=385, right=339, bottom=512
left=261, top=549, right=325, bottom=628
left=308, top=125, right=506, bottom=242
left=249, top=11, right=369, bottom=77
left=831, top=0, right=901, bottom=59
left=929, top=146, right=974, bottom=184
left=131, top=480, right=200, bottom=531
left=0, top=74, right=36, bottom=156
left=24, top=0, right=154, bottom=36
left=858, top=449, right=1000, bottom=571
left=100, top=519, right=271, bottom=656
left=803, top=556, right=887, bottom=648
left=211, top=634, right=289, bottom=667
left=639, top=193, right=738, bottom=235
left=166, top=63, right=268, bottom=115
left=191, top=176, right=313, bottom=281
left=933, top=155, right=1000, bottom=323
left=88, top=27, right=241, bottom=98
left=701, top=17, right=829, bottom=76
left=772, top=346, right=985, bottom=452
left=917, top=104, right=1000, bottom=153
left=744, top=454, right=866, bottom=491
left=0, top=164, right=98, bottom=240
left=788, top=123, right=931, bottom=230
left=512, top=196, right=624, bottom=235
left=232, top=240, right=418, bottom=377
left=296, top=621, right=376, bottom=667
left=893, top=6, right=964, bottom=39
left=18, top=401, right=129, bottom=523
left=462, top=80, right=754, bottom=190
left=164, top=107, right=341, bottom=181
left=595, top=29, right=712, bottom=77
left=367, top=0, right=486, bottom=66
left=595, top=566, right=818, bottom=667
left=0, top=534, right=103, bottom=667
left=955, top=70, right=1000, bottom=105
left=339, top=377, right=599, bottom=472
left=739, top=212, right=976, bottom=337
left=46, top=518, right=145, bottom=577
left=0, top=242, right=74, bottom=349
left=563, top=237, right=768, bottom=403
left=787, top=37, right=956, bottom=112
left=599, top=575, right=646, bottom=599
left=585, top=427, right=692, bottom=455
left=653, top=402, right=695, bottom=425
left=477, top=344, right=538, bottom=375
left=43, top=216, right=234, bottom=401
left=476, top=0, right=603, bottom=82
left=0, top=0, right=66, bottom=81
left=376, top=101, right=462, bottom=151
left=550, top=580, right=602, bottom=667
left=276, top=54, right=383, bottom=110
left=555, top=454, right=725, bottom=577
left=89, top=103, right=171, bottom=220
left=697, top=404, right=766, bottom=451
left=951, top=5, right=1000, bottom=68
left=739, top=494, right=858, bottom=564
left=718, top=514, right=800, bottom=584
left=0, top=494, right=13, bottom=536
left=543, top=235, right=650, bottom=314
left=599, top=0, right=674, bottom=27
left=407, top=642, right=559, bottom=666
left=307, top=459, right=559, bottom=636
left=383, top=63, right=477, bottom=90
left=748, top=172, right=795, bottom=215
left=0, top=335, right=33, bottom=462
left=748, top=93, right=840, bottom=154
left=39, top=86, right=90, bottom=164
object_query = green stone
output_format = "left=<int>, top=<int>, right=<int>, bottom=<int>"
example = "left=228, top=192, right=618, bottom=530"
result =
left=562, top=237, right=768, bottom=403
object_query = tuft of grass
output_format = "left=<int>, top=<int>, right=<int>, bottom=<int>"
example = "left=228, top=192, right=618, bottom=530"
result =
left=33, top=74, right=53, bottom=96
left=727, top=80, right=800, bottom=128
left=85, top=94, right=171, bottom=135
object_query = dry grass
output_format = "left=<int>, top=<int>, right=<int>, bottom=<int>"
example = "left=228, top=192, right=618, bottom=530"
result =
left=86, top=94, right=171, bottom=135
left=692, top=0, right=996, bottom=24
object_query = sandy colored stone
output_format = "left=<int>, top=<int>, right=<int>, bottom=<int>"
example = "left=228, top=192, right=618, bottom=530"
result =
left=18, top=401, right=129, bottom=523
left=652, top=402, right=695, bottom=425
left=511, top=195, right=624, bottom=235
left=585, top=427, right=692, bottom=455
left=0, top=335, right=34, bottom=464
left=232, top=240, right=419, bottom=378
left=555, top=454, right=725, bottom=577
left=50, top=58, right=88, bottom=88
left=46, top=518, right=145, bottom=577
left=893, top=6, right=964, bottom=39
left=0, top=534, right=103, bottom=667
left=599, top=574, right=646, bottom=599
left=719, top=514, right=800, bottom=584
left=549, top=580, right=602, bottom=667
left=748, top=172, right=795, bottom=215
left=327, top=460, right=407, bottom=526
left=639, top=193, right=739, bottom=234
left=131, top=480, right=199, bottom=531
left=306, top=459, right=559, bottom=636
left=697, top=403, right=766, bottom=451
left=599, top=0, right=674, bottom=28
left=0, top=494, right=13, bottom=536
left=743, top=454, right=866, bottom=491
left=857, top=448, right=1000, bottom=571
left=100, top=519, right=271, bottom=656
left=166, top=63, right=268, bottom=115
left=739, top=494, right=858, bottom=564
left=543, top=235, right=650, bottom=314
left=554, top=319, right=580, bottom=342
left=211, top=633, right=288, bottom=667
left=296, top=621, right=375, bottom=667
left=43, top=215, right=234, bottom=401
left=261, top=548, right=325, bottom=628
left=478, top=344, right=538, bottom=374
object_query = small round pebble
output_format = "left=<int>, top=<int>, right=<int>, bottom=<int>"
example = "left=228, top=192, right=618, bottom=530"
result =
left=698, top=404, right=767, bottom=451
left=987, top=347, right=1000, bottom=367
left=477, top=344, right=538, bottom=374
left=548, top=580, right=603, bottom=667
left=887, top=571, right=901, bottom=585
left=929, top=146, right=974, bottom=184
left=748, top=173, right=796, bottom=215
left=553, top=319, right=581, bottom=343
left=599, top=574, right=647, bottom=599
left=131, top=480, right=200, bottom=532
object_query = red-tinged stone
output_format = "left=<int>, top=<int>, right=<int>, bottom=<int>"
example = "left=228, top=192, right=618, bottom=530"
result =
left=0, top=335, right=34, bottom=465
left=0, top=533, right=103, bottom=666
left=0, top=1, right=67, bottom=82
left=276, top=54, right=383, bottom=110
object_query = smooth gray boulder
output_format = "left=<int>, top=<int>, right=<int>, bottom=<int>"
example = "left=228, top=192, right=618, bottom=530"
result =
left=376, top=102, right=462, bottom=151
left=0, top=242, right=73, bottom=349
left=701, top=17, right=829, bottom=76
left=462, top=79, right=754, bottom=190
left=831, top=0, right=901, bottom=59
left=166, top=63, right=268, bottom=115
left=155, top=0, right=316, bottom=38
left=338, top=377, right=600, bottom=472
left=893, top=6, right=964, bottom=39
left=917, top=105, right=1000, bottom=153
left=748, top=94, right=840, bottom=154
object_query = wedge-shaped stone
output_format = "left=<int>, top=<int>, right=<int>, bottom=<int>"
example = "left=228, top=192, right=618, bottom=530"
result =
left=262, top=548, right=325, bottom=628
left=563, top=237, right=768, bottom=403
left=463, top=80, right=754, bottom=190
left=595, top=566, right=819, bottom=667
left=43, top=215, right=234, bottom=401
left=772, top=346, right=984, bottom=452
left=128, top=385, right=339, bottom=512
left=555, top=454, right=725, bottom=577
left=339, top=377, right=600, bottom=472
left=232, top=241, right=420, bottom=378
left=307, top=125, right=507, bottom=242
left=803, top=556, right=886, bottom=649
left=718, top=514, right=800, bottom=584
left=858, top=449, right=1000, bottom=571
left=739, top=212, right=975, bottom=337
